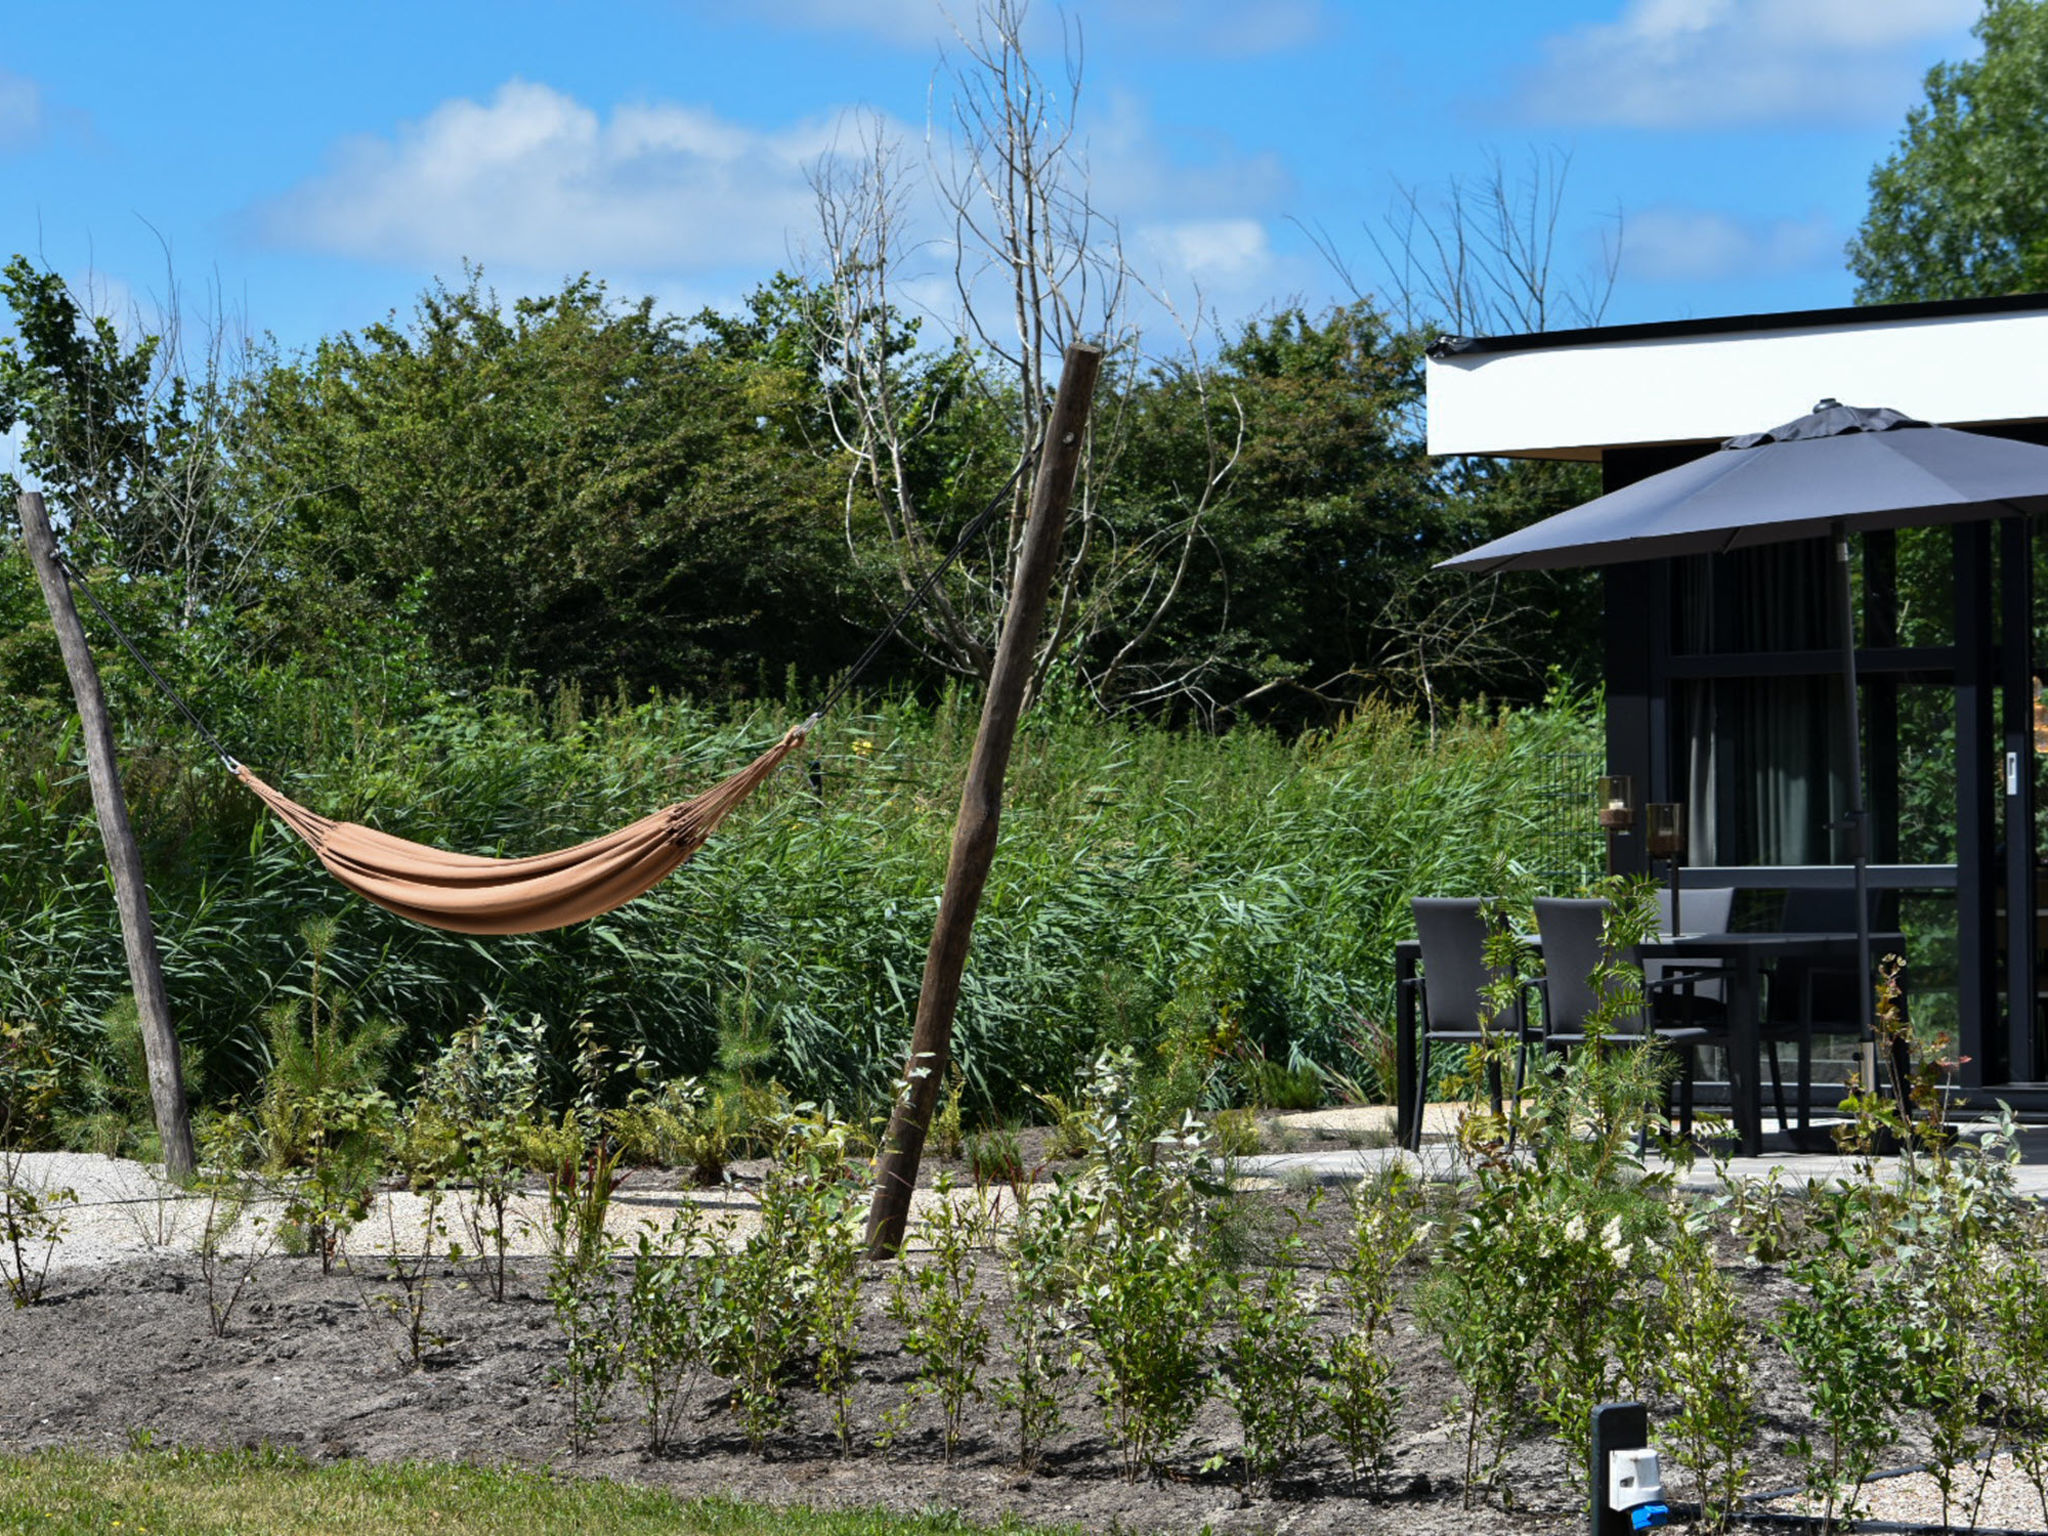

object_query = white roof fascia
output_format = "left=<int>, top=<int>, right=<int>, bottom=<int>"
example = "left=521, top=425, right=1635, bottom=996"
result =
left=1425, top=308, right=2048, bottom=460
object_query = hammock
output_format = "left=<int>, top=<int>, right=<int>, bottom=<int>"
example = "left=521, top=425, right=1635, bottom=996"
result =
left=53, top=443, right=1033, bottom=936
left=232, top=726, right=808, bottom=935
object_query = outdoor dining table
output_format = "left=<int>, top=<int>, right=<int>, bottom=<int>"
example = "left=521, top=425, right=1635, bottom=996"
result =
left=1392, top=928, right=1907, bottom=1157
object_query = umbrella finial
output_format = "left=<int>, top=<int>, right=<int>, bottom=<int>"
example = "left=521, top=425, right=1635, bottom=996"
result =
left=1813, top=397, right=1842, bottom=411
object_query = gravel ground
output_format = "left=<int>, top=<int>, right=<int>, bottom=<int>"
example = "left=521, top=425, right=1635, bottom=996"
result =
left=1756, top=1455, right=2048, bottom=1530
left=9, top=1126, right=2048, bottom=1535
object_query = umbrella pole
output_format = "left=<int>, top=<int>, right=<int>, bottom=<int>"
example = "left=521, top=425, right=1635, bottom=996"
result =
left=1832, top=523, right=1879, bottom=1101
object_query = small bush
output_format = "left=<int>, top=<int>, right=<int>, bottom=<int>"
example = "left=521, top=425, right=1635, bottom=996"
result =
left=885, top=1177, right=992, bottom=1464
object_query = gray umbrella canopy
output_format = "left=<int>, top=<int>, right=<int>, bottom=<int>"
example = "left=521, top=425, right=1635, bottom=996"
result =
left=1435, top=399, right=2048, bottom=1112
left=1438, top=400, right=2048, bottom=575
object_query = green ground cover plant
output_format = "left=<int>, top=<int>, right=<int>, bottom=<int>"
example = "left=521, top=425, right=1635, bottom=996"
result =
left=0, top=1447, right=1092, bottom=1536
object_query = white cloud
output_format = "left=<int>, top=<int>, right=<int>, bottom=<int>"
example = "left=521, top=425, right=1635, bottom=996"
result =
left=0, top=69, right=44, bottom=150
left=1139, top=218, right=1275, bottom=284
left=256, top=75, right=1306, bottom=355
left=256, top=79, right=876, bottom=272
left=1623, top=206, right=1839, bottom=281
left=1517, top=0, right=1979, bottom=128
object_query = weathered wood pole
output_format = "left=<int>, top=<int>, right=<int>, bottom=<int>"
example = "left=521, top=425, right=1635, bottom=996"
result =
left=16, top=491, right=198, bottom=1181
left=865, top=340, right=1102, bottom=1259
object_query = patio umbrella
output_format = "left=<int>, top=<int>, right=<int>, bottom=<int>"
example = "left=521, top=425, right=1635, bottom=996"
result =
left=1438, top=399, right=2048, bottom=1064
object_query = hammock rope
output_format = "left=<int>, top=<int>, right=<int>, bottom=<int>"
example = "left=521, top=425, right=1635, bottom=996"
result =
left=55, top=443, right=1038, bottom=934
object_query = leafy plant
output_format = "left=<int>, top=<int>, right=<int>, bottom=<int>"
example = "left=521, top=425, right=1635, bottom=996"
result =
left=547, top=1239, right=626, bottom=1455
left=1422, top=892, right=1675, bottom=1508
left=885, top=1176, right=992, bottom=1464
left=258, top=918, right=395, bottom=1272
left=1652, top=1218, right=1756, bottom=1530
left=0, top=1020, right=71, bottom=1306
left=1065, top=1049, right=1219, bottom=1480
left=357, top=1182, right=451, bottom=1370
left=1211, top=1196, right=1321, bottom=1494
left=192, top=1110, right=273, bottom=1338
left=1321, top=1164, right=1424, bottom=1496
left=1990, top=1198, right=2048, bottom=1528
left=930, top=1071, right=967, bottom=1162
left=1773, top=1186, right=1902, bottom=1533
left=408, top=1010, right=546, bottom=1302
left=993, top=1181, right=1082, bottom=1471
left=964, top=1126, right=1027, bottom=1193
left=703, top=1110, right=867, bottom=1453
left=622, top=1205, right=721, bottom=1455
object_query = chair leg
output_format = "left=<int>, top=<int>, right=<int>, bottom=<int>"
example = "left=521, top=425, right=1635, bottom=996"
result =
left=1411, top=1037, right=1432, bottom=1153
left=1797, top=1028, right=1814, bottom=1135
left=1766, top=1042, right=1789, bottom=1137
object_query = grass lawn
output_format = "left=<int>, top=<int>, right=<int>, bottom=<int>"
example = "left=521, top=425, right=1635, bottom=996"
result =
left=0, top=1448, right=1078, bottom=1536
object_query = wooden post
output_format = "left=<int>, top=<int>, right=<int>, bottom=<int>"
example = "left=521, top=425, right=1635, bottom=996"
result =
left=15, top=492, right=198, bottom=1181
left=865, top=341, right=1102, bottom=1259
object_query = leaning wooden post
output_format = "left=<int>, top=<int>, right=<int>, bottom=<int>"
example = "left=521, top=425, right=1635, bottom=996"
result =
left=15, top=491, right=198, bottom=1181
left=865, top=341, right=1102, bottom=1259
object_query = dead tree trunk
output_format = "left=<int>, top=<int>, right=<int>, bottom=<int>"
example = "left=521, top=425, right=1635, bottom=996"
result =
left=864, top=340, right=1102, bottom=1259
left=16, top=491, right=198, bottom=1181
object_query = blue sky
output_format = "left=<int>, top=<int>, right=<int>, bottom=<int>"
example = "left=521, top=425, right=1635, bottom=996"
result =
left=0, top=0, right=1986, bottom=358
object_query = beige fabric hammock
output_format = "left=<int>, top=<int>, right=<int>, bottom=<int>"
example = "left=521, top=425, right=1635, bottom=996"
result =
left=233, top=725, right=807, bottom=935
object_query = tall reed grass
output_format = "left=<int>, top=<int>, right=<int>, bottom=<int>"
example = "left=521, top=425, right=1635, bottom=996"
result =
left=0, top=666, right=1597, bottom=1127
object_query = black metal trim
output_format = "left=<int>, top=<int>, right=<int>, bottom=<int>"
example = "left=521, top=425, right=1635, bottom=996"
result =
left=1427, top=289, right=2048, bottom=360
left=1664, top=646, right=1956, bottom=681
left=1675, top=865, right=1958, bottom=890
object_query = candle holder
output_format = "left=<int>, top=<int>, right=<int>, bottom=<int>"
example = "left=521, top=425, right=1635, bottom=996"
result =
left=1596, top=775, right=1636, bottom=831
left=1596, top=775, right=1635, bottom=876
left=1646, top=803, right=1685, bottom=857
left=1647, top=802, right=1686, bottom=932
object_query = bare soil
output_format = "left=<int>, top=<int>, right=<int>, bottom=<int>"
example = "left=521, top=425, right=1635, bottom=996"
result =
left=0, top=1169, right=1867, bottom=1536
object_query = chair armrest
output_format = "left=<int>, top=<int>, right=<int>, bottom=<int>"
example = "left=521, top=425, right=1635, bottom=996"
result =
left=1644, top=966, right=1733, bottom=996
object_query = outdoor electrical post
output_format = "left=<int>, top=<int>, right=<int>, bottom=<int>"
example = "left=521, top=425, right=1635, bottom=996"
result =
left=864, top=340, right=1102, bottom=1260
left=16, top=490, right=198, bottom=1181
left=1590, top=1402, right=1669, bottom=1534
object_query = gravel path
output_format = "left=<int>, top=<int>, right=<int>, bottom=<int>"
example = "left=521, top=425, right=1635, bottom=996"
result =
left=7, top=1151, right=985, bottom=1273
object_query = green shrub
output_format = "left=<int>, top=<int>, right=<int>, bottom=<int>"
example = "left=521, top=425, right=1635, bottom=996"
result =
left=1065, top=1050, right=1220, bottom=1480
left=1652, top=1218, right=1756, bottom=1530
left=1212, top=1198, right=1321, bottom=1493
left=885, top=1177, right=992, bottom=1464
left=1321, top=1165, right=1423, bottom=1497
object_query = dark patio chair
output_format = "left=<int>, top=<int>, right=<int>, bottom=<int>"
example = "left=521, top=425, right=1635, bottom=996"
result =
left=1765, top=886, right=1892, bottom=1134
left=1403, top=898, right=1533, bottom=1151
left=1654, top=886, right=1735, bottom=940
left=1649, top=885, right=1735, bottom=1011
left=1529, top=896, right=1762, bottom=1140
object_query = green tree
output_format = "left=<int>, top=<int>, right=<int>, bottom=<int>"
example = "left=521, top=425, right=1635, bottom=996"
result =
left=1088, top=301, right=1596, bottom=725
left=0, top=256, right=270, bottom=627
left=242, top=271, right=857, bottom=699
left=1849, top=0, right=2048, bottom=303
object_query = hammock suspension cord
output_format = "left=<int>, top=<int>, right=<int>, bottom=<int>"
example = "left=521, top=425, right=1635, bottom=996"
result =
left=55, top=552, right=241, bottom=772
left=48, top=439, right=1042, bottom=933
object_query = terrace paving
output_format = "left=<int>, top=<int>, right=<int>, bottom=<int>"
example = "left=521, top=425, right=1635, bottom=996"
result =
left=1232, top=1102, right=2048, bottom=1195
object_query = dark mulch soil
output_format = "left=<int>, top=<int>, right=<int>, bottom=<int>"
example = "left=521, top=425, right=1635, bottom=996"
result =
left=0, top=1184, right=1892, bottom=1536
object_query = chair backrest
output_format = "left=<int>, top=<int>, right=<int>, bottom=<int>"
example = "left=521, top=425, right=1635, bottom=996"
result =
left=1768, top=885, right=1881, bottom=1026
left=1411, top=898, right=1501, bottom=1032
left=1655, top=885, right=1734, bottom=936
left=1778, top=884, right=1877, bottom=933
left=1535, top=897, right=1637, bottom=1034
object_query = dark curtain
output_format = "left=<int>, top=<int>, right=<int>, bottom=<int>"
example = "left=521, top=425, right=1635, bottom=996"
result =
left=1675, top=542, right=1851, bottom=865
